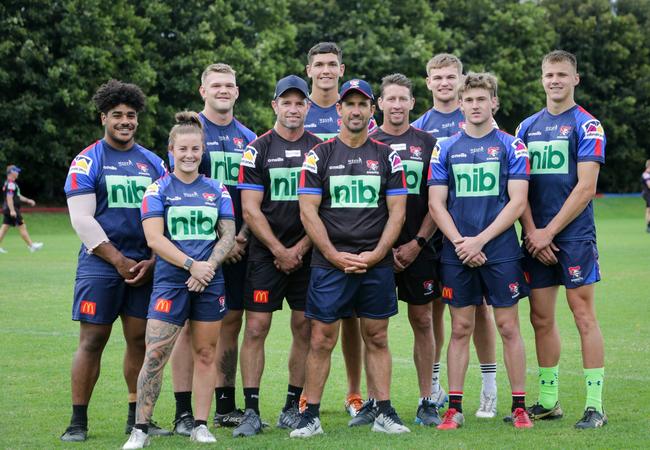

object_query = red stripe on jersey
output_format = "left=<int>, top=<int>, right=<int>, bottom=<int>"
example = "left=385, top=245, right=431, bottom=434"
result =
left=80, top=140, right=99, bottom=155
left=238, top=164, right=246, bottom=184
left=577, top=106, right=595, bottom=119
left=525, top=157, right=531, bottom=175
left=401, top=169, right=406, bottom=188
left=141, top=196, right=148, bottom=214
left=299, top=168, right=307, bottom=188
left=71, top=173, right=78, bottom=190
left=594, top=139, right=602, bottom=157
left=427, top=163, right=432, bottom=181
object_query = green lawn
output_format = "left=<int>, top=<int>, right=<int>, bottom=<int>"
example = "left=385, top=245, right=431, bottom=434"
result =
left=1, top=197, right=648, bottom=449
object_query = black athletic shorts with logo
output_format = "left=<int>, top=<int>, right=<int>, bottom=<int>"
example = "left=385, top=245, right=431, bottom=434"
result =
left=395, top=254, right=441, bottom=305
left=2, top=210, right=23, bottom=226
left=243, top=259, right=310, bottom=312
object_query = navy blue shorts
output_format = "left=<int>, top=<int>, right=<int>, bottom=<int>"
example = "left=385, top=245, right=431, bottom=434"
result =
left=395, top=255, right=441, bottom=305
left=244, top=260, right=310, bottom=312
left=523, top=240, right=601, bottom=290
left=223, top=255, right=247, bottom=311
left=72, top=277, right=152, bottom=324
left=306, top=266, right=398, bottom=323
left=147, top=283, right=227, bottom=326
left=440, top=260, right=529, bottom=308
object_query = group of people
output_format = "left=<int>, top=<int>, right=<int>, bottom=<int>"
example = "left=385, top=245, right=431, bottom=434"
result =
left=58, top=42, right=607, bottom=447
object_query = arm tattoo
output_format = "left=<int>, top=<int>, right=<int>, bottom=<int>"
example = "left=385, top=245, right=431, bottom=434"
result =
left=135, top=320, right=182, bottom=425
left=220, top=348, right=238, bottom=386
left=208, top=219, right=236, bottom=268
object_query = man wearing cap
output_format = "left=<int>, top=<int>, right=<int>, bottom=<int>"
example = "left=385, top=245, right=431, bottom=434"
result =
left=0, top=165, right=43, bottom=253
left=230, top=75, right=322, bottom=437
left=293, top=79, right=409, bottom=437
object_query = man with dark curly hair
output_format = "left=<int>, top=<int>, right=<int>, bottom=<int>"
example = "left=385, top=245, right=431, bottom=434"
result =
left=61, top=80, right=171, bottom=441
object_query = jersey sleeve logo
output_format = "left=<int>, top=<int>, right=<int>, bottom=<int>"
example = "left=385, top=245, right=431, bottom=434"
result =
left=69, top=154, right=93, bottom=175
left=581, top=120, right=604, bottom=140
left=302, top=149, right=319, bottom=174
left=220, top=184, right=232, bottom=198
left=143, top=183, right=159, bottom=198
left=388, top=150, right=404, bottom=173
left=431, top=143, right=441, bottom=164
left=512, top=138, right=529, bottom=158
left=240, top=146, right=258, bottom=168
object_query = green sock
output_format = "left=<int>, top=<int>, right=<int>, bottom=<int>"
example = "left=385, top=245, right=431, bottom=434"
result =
left=584, top=367, right=604, bottom=413
left=538, top=365, right=559, bottom=409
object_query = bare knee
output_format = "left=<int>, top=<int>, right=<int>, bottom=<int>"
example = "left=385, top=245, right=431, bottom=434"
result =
left=310, top=327, right=338, bottom=353
left=363, top=327, right=388, bottom=352
left=409, top=312, right=433, bottom=336
left=530, top=308, right=555, bottom=334
left=291, top=317, right=311, bottom=343
left=450, top=317, right=473, bottom=342
left=495, top=317, right=520, bottom=342
left=79, top=327, right=111, bottom=354
left=245, top=319, right=270, bottom=342
left=194, top=345, right=217, bottom=367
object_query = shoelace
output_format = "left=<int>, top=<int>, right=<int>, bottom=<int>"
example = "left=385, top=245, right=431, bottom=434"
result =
left=441, top=409, right=457, bottom=424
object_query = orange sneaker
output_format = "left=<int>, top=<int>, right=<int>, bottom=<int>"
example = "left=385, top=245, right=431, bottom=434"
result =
left=512, top=408, right=534, bottom=428
left=436, top=408, right=464, bottom=430
left=299, top=394, right=307, bottom=413
left=345, top=393, right=364, bottom=417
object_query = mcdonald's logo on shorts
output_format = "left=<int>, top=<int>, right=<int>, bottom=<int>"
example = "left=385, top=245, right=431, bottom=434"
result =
left=253, top=290, right=269, bottom=304
left=80, top=300, right=96, bottom=316
left=154, top=298, right=173, bottom=313
left=442, top=286, right=453, bottom=300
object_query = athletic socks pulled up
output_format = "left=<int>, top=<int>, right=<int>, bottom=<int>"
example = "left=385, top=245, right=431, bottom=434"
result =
left=480, top=363, right=497, bottom=395
left=511, top=392, right=526, bottom=412
left=448, top=391, right=463, bottom=413
left=283, top=384, right=303, bottom=411
left=215, top=386, right=236, bottom=414
left=174, top=391, right=193, bottom=419
left=432, top=362, right=441, bottom=392
left=584, top=367, right=604, bottom=413
left=306, top=402, right=320, bottom=418
left=538, top=365, right=559, bottom=409
left=71, top=404, right=88, bottom=429
left=243, top=387, right=260, bottom=415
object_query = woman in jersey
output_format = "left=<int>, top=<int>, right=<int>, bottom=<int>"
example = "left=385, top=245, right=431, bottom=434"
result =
left=123, top=112, right=235, bottom=449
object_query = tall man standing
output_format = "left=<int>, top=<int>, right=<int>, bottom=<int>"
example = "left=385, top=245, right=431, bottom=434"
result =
left=516, top=50, right=607, bottom=429
left=233, top=75, right=321, bottom=437
left=412, top=53, right=499, bottom=416
left=293, top=79, right=409, bottom=437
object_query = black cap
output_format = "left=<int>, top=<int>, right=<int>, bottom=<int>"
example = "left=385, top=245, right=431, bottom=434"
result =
left=274, top=75, right=310, bottom=99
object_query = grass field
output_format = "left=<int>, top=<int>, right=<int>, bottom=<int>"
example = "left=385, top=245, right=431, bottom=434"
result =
left=1, top=197, right=649, bottom=449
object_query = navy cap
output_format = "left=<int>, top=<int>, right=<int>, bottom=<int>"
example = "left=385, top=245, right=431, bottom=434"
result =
left=6, top=165, right=21, bottom=174
left=274, top=75, right=310, bottom=99
left=339, top=79, right=374, bottom=101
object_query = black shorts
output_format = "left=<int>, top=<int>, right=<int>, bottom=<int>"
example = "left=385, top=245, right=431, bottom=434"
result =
left=222, top=255, right=247, bottom=311
left=2, top=211, right=23, bottom=226
left=243, top=260, right=310, bottom=312
left=395, top=255, right=441, bottom=305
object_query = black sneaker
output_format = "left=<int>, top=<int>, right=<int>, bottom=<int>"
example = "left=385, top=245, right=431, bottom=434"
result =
left=277, top=404, right=301, bottom=429
left=348, top=400, right=378, bottom=427
left=526, top=401, right=564, bottom=420
left=232, top=408, right=263, bottom=437
left=214, top=408, right=245, bottom=427
left=125, top=418, right=172, bottom=436
left=60, top=425, right=87, bottom=442
left=415, top=400, right=442, bottom=426
left=172, top=412, right=194, bottom=436
left=575, top=407, right=607, bottom=429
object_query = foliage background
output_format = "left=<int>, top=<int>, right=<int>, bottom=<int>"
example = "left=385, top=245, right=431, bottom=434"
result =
left=1, top=0, right=648, bottom=200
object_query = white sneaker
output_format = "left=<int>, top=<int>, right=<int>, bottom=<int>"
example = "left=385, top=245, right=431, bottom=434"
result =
left=431, top=386, right=447, bottom=408
left=289, top=415, right=324, bottom=438
left=0, top=248, right=7, bottom=254
left=123, top=428, right=150, bottom=449
left=372, top=409, right=411, bottom=434
left=29, top=242, right=43, bottom=252
left=475, top=390, right=497, bottom=418
left=190, top=424, right=217, bottom=443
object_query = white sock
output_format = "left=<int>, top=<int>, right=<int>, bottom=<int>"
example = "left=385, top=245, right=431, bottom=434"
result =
left=432, top=362, right=441, bottom=392
left=480, top=363, right=497, bottom=395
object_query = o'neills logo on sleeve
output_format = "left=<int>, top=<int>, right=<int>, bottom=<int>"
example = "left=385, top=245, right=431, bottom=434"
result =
left=154, top=298, right=173, bottom=313
left=329, top=175, right=380, bottom=208
left=167, top=206, right=218, bottom=240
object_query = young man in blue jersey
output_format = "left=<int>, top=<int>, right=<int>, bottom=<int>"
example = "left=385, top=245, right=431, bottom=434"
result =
left=413, top=54, right=499, bottom=417
left=169, top=63, right=257, bottom=434
left=303, top=42, right=366, bottom=417
left=516, top=50, right=607, bottom=429
left=429, top=73, right=533, bottom=430
left=62, top=80, right=170, bottom=441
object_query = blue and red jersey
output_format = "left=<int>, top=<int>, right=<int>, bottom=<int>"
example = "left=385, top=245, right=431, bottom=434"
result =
left=411, top=108, right=465, bottom=141
left=141, top=174, right=234, bottom=287
left=428, top=129, right=530, bottom=265
left=64, top=139, right=166, bottom=278
left=515, top=105, right=605, bottom=242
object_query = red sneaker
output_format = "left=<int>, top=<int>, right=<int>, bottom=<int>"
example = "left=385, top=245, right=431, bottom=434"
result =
left=512, top=408, right=534, bottom=428
left=436, top=408, right=464, bottom=430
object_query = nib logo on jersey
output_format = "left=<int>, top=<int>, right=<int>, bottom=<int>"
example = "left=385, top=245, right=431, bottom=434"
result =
left=269, top=167, right=302, bottom=201
left=210, top=151, right=242, bottom=185
left=330, top=175, right=380, bottom=208
left=402, top=160, right=424, bottom=194
left=527, top=140, right=568, bottom=175
left=167, top=206, right=218, bottom=240
left=105, top=175, right=152, bottom=208
left=453, top=162, right=499, bottom=197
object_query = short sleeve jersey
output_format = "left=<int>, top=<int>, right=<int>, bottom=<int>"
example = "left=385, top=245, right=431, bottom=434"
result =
left=140, top=174, right=235, bottom=287
left=516, top=105, right=605, bottom=242
left=64, top=139, right=167, bottom=278
left=2, top=180, right=20, bottom=212
left=412, top=108, right=465, bottom=142
left=304, top=102, right=378, bottom=141
left=298, top=137, right=407, bottom=269
left=370, top=126, right=437, bottom=256
left=237, top=129, right=322, bottom=262
left=428, top=129, right=530, bottom=265
left=642, top=172, right=650, bottom=198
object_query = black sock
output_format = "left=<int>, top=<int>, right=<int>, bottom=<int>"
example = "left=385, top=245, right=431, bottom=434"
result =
left=71, top=404, right=88, bottom=429
left=127, top=401, right=136, bottom=425
left=283, top=385, right=303, bottom=411
left=194, top=419, right=207, bottom=428
left=306, top=403, right=320, bottom=418
left=449, top=391, right=463, bottom=413
left=512, top=392, right=526, bottom=412
left=134, top=423, right=148, bottom=434
left=215, top=386, right=236, bottom=415
left=243, top=387, right=260, bottom=414
left=376, top=400, right=392, bottom=415
left=174, top=391, right=193, bottom=418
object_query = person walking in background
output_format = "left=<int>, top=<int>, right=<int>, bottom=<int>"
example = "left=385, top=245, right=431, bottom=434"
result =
left=0, top=165, right=43, bottom=253
left=641, top=160, right=650, bottom=233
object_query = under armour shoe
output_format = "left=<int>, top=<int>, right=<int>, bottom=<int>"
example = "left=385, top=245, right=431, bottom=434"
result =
left=277, top=404, right=302, bottom=430
left=526, top=401, right=564, bottom=420
left=172, top=412, right=194, bottom=436
left=214, top=408, right=245, bottom=427
left=437, top=408, right=464, bottom=430
left=512, top=407, right=534, bottom=428
left=233, top=409, right=263, bottom=437
left=125, top=418, right=172, bottom=436
left=289, top=413, right=324, bottom=438
left=122, top=428, right=149, bottom=449
left=475, top=390, right=498, bottom=418
left=29, top=242, right=43, bottom=252
left=345, top=393, right=364, bottom=417
left=575, top=407, right=607, bottom=429
left=415, top=400, right=442, bottom=426
left=348, top=399, right=378, bottom=427
left=190, top=424, right=217, bottom=443
left=431, top=386, right=448, bottom=408
left=60, top=425, right=87, bottom=442
left=372, top=408, right=411, bottom=434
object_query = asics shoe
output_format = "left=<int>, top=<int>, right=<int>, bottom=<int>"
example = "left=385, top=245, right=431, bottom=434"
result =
left=277, top=404, right=302, bottom=430
left=232, top=409, right=263, bottom=437
left=214, top=408, right=245, bottom=427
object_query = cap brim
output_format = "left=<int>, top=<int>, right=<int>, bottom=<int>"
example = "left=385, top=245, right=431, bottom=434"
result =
left=339, top=88, right=373, bottom=101
left=275, top=87, right=309, bottom=99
